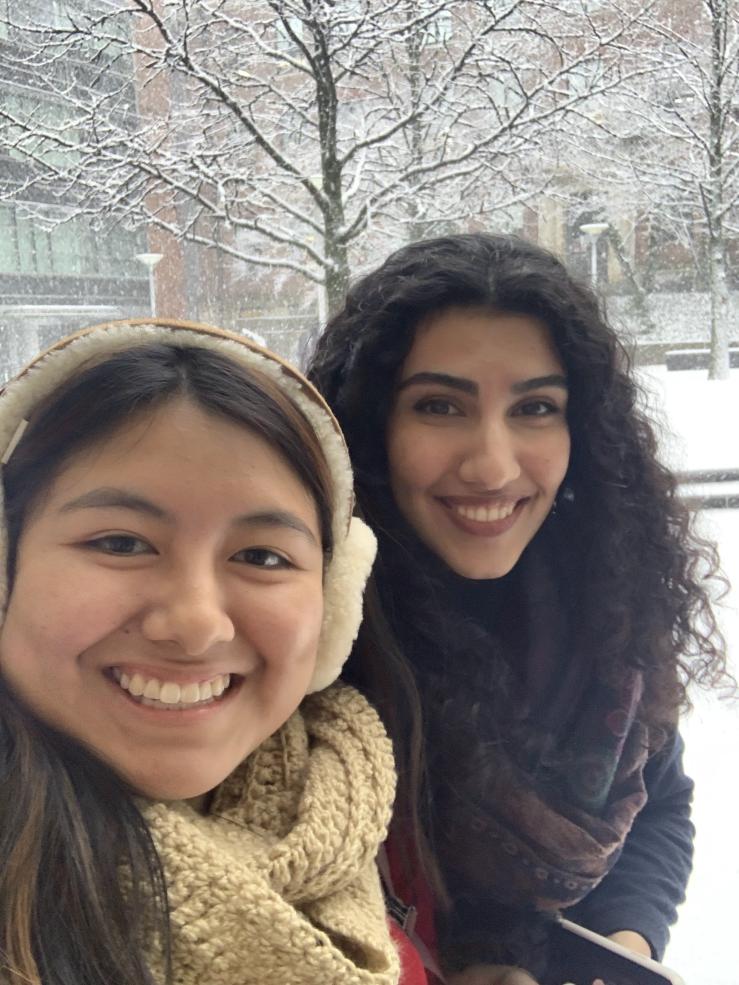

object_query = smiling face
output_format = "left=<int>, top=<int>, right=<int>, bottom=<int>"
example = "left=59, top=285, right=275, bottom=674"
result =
left=0, top=399, right=325, bottom=800
left=386, top=307, right=571, bottom=579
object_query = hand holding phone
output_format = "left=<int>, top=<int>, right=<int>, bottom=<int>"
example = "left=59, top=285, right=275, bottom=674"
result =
left=547, top=919, right=686, bottom=985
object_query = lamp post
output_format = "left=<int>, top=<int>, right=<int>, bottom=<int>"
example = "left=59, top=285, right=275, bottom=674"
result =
left=579, top=222, right=609, bottom=287
left=135, top=252, right=164, bottom=317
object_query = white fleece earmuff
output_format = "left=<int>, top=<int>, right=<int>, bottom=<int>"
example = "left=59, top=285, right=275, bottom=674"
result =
left=0, top=319, right=376, bottom=693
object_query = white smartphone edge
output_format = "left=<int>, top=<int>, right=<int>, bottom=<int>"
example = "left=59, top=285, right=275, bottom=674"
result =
left=556, top=918, right=687, bottom=985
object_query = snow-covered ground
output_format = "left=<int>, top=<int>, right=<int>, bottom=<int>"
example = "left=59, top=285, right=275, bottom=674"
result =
left=610, top=291, right=739, bottom=348
left=637, top=367, right=739, bottom=985
left=666, top=510, right=739, bottom=985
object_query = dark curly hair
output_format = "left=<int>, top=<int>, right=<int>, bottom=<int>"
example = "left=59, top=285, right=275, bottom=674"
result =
left=307, top=233, right=728, bottom=909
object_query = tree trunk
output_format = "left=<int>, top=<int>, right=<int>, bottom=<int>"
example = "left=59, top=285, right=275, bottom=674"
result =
left=310, top=20, right=351, bottom=317
left=322, top=165, right=350, bottom=314
left=708, top=235, right=731, bottom=380
left=706, top=0, right=730, bottom=380
left=404, top=14, right=426, bottom=242
left=323, top=236, right=351, bottom=315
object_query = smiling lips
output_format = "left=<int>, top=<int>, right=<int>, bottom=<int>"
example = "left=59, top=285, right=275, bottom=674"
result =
left=112, top=667, right=234, bottom=711
left=439, top=496, right=526, bottom=534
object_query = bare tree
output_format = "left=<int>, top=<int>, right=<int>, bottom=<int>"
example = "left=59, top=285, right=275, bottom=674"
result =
left=563, top=0, right=739, bottom=377
left=0, top=0, right=655, bottom=312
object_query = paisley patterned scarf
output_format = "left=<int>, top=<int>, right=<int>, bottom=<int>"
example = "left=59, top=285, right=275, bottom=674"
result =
left=372, top=521, right=650, bottom=973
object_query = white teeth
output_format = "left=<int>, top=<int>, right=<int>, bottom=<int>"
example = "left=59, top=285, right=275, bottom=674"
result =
left=129, top=673, right=146, bottom=696
left=180, top=682, right=200, bottom=704
left=159, top=682, right=181, bottom=705
left=454, top=502, right=517, bottom=522
left=113, top=671, right=232, bottom=709
left=143, top=678, right=161, bottom=700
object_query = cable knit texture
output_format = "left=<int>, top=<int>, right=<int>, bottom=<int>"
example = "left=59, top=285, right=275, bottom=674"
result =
left=143, top=684, right=399, bottom=985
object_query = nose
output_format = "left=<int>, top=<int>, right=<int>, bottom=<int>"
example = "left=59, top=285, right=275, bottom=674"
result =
left=458, top=419, right=521, bottom=489
left=141, top=567, right=235, bottom=656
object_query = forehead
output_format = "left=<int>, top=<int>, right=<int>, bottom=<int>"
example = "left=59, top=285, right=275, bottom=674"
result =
left=44, top=400, right=317, bottom=513
left=404, top=306, right=563, bottom=375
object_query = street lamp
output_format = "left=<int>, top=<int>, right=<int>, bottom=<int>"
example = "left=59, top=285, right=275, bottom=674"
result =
left=135, top=252, right=164, bottom=317
left=579, top=222, right=609, bottom=287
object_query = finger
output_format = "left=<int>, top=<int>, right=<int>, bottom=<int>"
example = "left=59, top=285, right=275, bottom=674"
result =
left=495, top=971, right=539, bottom=985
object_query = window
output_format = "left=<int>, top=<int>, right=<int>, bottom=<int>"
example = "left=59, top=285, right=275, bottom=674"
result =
left=0, top=203, right=144, bottom=279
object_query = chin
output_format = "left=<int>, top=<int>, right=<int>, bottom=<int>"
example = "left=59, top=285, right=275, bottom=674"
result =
left=451, top=564, right=516, bottom=581
left=442, top=551, right=520, bottom=581
left=125, top=767, right=230, bottom=803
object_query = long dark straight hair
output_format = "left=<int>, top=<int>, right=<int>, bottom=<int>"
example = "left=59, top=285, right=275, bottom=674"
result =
left=0, top=342, right=334, bottom=985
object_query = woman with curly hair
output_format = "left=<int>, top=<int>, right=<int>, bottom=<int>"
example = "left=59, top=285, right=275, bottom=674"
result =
left=307, top=233, right=727, bottom=985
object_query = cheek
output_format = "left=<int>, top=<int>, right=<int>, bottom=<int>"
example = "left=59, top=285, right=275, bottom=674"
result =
left=0, top=591, right=80, bottom=716
left=245, top=584, right=324, bottom=673
left=545, top=432, right=571, bottom=485
left=388, top=425, right=449, bottom=493
left=5, top=562, right=132, bottom=661
left=387, top=416, right=416, bottom=490
left=523, top=430, right=571, bottom=490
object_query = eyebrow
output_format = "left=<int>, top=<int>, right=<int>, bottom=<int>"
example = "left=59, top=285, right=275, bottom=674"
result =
left=396, top=371, right=568, bottom=396
left=58, top=488, right=318, bottom=545
left=511, top=374, right=568, bottom=394
left=59, top=488, right=169, bottom=519
left=235, top=510, right=318, bottom=545
left=396, top=372, right=477, bottom=395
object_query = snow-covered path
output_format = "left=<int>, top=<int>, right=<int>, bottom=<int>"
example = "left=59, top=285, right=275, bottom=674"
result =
left=665, top=511, right=739, bottom=985
left=638, top=368, right=739, bottom=985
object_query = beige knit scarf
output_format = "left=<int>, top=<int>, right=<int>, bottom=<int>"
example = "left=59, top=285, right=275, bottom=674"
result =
left=143, top=684, right=399, bottom=985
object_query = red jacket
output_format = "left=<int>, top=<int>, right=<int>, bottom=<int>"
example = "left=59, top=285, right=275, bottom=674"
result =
left=389, top=920, right=430, bottom=985
left=385, top=835, right=444, bottom=985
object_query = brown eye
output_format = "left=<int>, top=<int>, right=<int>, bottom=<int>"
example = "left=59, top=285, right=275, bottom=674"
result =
left=231, top=547, right=291, bottom=569
left=514, top=399, right=558, bottom=417
left=414, top=397, right=462, bottom=416
left=85, top=535, right=153, bottom=556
